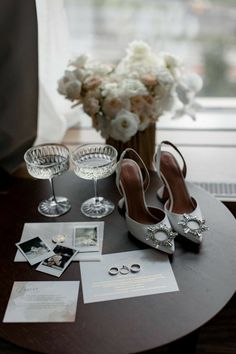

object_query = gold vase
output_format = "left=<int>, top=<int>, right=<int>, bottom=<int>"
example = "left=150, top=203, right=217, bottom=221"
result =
left=106, top=123, right=156, bottom=170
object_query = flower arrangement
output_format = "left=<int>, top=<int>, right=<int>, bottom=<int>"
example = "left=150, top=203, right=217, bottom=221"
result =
left=58, top=41, right=202, bottom=143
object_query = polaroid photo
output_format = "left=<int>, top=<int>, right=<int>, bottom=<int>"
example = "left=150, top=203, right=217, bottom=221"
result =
left=36, top=244, right=78, bottom=277
left=16, top=236, right=54, bottom=266
left=73, top=226, right=99, bottom=253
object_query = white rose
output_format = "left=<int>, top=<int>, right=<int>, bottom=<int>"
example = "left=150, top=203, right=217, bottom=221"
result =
left=126, top=40, right=152, bottom=60
left=64, top=80, right=82, bottom=100
left=70, top=54, right=89, bottom=68
left=73, top=68, right=86, bottom=81
left=83, top=96, right=100, bottom=116
left=64, top=70, right=77, bottom=81
left=161, top=52, right=182, bottom=79
left=154, top=89, right=178, bottom=116
left=174, top=74, right=202, bottom=120
left=119, top=79, right=148, bottom=97
left=115, top=41, right=158, bottom=76
left=176, top=73, right=202, bottom=110
left=57, top=70, right=79, bottom=95
left=87, top=62, right=113, bottom=77
left=179, top=72, right=203, bottom=93
left=176, top=85, right=193, bottom=105
left=101, top=82, right=119, bottom=98
left=110, top=109, right=139, bottom=143
left=156, top=68, right=174, bottom=87
left=102, top=97, right=130, bottom=118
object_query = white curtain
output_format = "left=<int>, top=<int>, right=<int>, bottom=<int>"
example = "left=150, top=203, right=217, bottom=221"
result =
left=35, top=0, right=78, bottom=144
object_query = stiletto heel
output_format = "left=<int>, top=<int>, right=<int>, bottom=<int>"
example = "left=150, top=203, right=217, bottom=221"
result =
left=116, top=148, right=177, bottom=254
left=154, top=141, right=208, bottom=244
left=156, top=141, right=187, bottom=204
left=116, top=149, right=149, bottom=216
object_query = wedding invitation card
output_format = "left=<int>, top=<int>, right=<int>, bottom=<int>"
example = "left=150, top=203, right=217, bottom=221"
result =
left=80, top=249, right=179, bottom=303
left=3, top=281, right=80, bottom=323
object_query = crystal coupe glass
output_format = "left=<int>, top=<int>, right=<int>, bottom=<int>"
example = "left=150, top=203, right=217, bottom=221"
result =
left=24, top=144, right=71, bottom=217
left=71, top=144, right=117, bottom=218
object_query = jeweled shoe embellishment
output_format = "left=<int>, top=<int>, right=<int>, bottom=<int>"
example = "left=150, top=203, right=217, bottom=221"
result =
left=146, top=223, right=177, bottom=248
left=178, top=214, right=209, bottom=239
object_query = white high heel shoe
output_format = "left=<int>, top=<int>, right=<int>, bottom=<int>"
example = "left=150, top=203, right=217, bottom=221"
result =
left=116, top=148, right=177, bottom=254
left=154, top=141, right=208, bottom=244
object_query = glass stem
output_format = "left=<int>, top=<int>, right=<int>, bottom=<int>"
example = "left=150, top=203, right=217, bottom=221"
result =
left=93, top=179, right=99, bottom=204
left=49, top=178, right=57, bottom=203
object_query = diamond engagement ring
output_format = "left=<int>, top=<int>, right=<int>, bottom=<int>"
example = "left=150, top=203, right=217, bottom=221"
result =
left=119, top=265, right=130, bottom=275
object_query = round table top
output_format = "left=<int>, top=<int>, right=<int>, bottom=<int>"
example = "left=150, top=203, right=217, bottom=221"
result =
left=0, top=172, right=235, bottom=354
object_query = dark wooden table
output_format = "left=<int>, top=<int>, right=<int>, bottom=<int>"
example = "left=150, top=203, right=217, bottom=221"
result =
left=0, top=172, right=235, bottom=354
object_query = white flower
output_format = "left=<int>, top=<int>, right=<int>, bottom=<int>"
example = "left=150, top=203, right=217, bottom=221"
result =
left=58, top=70, right=76, bottom=94
left=126, top=40, right=152, bottom=60
left=64, top=81, right=82, bottom=100
left=178, top=72, right=203, bottom=93
left=57, top=70, right=83, bottom=100
left=176, top=86, right=194, bottom=105
left=86, top=62, right=113, bottom=77
left=176, top=73, right=203, bottom=118
left=58, top=76, right=81, bottom=100
left=161, top=52, right=182, bottom=79
left=101, top=82, right=119, bottom=98
left=174, top=73, right=202, bottom=120
left=115, top=40, right=158, bottom=77
left=131, top=96, right=155, bottom=124
left=102, top=96, right=130, bottom=118
left=58, top=41, right=202, bottom=140
left=119, top=79, right=148, bottom=97
left=83, top=96, right=100, bottom=117
left=73, top=68, right=86, bottom=81
left=110, top=109, right=139, bottom=143
left=155, top=68, right=174, bottom=87
left=70, top=54, right=89, bottom=68
left=102, top=79, right=148, bottom=99
left=83, top=76, right=102, bottom=91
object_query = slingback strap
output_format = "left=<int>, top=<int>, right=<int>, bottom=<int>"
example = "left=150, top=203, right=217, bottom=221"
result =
left=116, top=148, right=150, bottom=196
left=154, top=141, right=187, bottom=181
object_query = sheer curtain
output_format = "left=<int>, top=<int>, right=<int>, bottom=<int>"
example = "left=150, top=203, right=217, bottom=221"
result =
left=35, top=0, right=78, bottom=144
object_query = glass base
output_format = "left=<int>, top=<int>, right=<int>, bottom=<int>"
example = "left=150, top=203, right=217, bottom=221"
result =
left=81, top=197, right=115, bottom=218
left=38, top=196, right=71, bottom=217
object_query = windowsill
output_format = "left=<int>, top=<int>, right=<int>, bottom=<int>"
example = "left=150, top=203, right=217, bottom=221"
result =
left=64, top=97, right=236, bottom=148
left=63, top=96, right=236, bottom=184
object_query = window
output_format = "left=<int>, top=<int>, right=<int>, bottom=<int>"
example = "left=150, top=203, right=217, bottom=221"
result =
left=61, top=0, right=236, bottom=188
left=65, top=0, right=236, bottom=98
left=63, top=0, right=236, bottom=140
